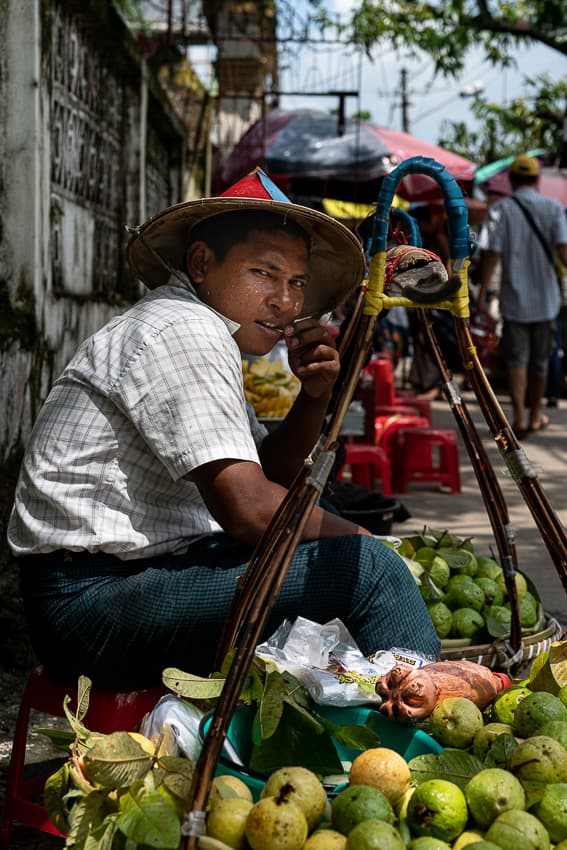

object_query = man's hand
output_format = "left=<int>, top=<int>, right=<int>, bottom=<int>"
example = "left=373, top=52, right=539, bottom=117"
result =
left=283, top=318, right=339, bottom=400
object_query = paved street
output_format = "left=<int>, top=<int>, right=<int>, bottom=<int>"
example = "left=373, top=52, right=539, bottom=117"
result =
left=393, top=386, right=567, bottom=627
left=1, top=384, right=566, bottom=849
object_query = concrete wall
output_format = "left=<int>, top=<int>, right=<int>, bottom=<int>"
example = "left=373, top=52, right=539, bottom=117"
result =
left=0, top=0, right=186, bottom=564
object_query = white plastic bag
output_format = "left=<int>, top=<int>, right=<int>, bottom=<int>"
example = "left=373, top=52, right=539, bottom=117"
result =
left=255, top=616, right=397, bottom=707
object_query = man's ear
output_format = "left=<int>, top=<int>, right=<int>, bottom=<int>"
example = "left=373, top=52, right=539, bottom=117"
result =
left=186, top=241, right=211, bottom=283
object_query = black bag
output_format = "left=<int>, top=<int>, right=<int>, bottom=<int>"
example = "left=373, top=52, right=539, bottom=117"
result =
left=323, top=480, right=411, bottom=535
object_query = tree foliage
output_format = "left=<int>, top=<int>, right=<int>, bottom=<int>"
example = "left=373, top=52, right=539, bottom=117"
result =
left=437, top=74, right=567, bottom=165
left=331, top=1, right=567, bottom=76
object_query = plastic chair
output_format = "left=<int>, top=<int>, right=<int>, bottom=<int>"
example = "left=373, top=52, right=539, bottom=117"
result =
left=391, top=427, right=461, bottom=494
left=0, top=665, right=165, bottom=846
left=375, top=414, right=430, bottom=456
left=336, top=443, right=392, bottom=495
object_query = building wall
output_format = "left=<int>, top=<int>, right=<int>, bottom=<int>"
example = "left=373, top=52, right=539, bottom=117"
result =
left=0, top=0, right=186, bottom=563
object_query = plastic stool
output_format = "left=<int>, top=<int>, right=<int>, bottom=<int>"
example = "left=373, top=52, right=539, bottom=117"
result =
left=336, top=443, right=392, bottom=495
left=0, top=665, right=165, bottom=846
left=392, top=428, right=461, bottom=494
left=375, top=414, right=430, bottom=456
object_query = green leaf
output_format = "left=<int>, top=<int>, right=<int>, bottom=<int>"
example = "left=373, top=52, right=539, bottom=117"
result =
left=44, top=762, right=71, bottom=834
left=84, top=732, right=153, bottom=789
left=249, top=702, right=342, bottom=776
left=240, top=662, right=265, bottom=706
left=281, top=670, right=313, bottom=711
left=252, top=670, right=287, bottom=744
left=77, top=675, right=93, bottom=722
left=63, top=694, right=91, bottom=741
left=436, top=547, right=474, bottom=571
left=318, top=718, right=380, bottom=751
left=117, top=783, right=181, bottom=848
left=485, top=615, right=511, bottom=639
left=408, top=749, right=484, bottom=790
left=156, top=756, right=194, bottom=805
left=83, top=814, right=121, bottom=850
left=35, top=727, right=74, bottom=751
left=66, top=790, right=108, bottom=850
left=529, top=640, right=567, bottom=694
left=484, top=734, right=519, bottom=769
left=161, top=668, right=225, bottom=700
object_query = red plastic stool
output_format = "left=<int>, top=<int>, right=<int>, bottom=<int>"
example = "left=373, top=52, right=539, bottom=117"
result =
left=0, top=665, right=165, bottom=846
left=392, top=427, right=461, bottom=494
left=336, top=443, right=392, bottom=495
left=374, top=414, right=430, bottom=456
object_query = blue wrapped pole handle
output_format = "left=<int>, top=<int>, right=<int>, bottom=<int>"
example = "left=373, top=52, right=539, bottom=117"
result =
left=372, top=156, right=469, bottom=260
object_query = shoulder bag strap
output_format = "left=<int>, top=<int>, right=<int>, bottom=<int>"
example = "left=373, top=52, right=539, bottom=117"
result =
left=509, top=195, right=560, bottom=283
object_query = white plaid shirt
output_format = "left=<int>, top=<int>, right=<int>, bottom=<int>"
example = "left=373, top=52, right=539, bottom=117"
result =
left=8, top=280, right=268, bottom=559
left=478, top=187, right=567, bottom=322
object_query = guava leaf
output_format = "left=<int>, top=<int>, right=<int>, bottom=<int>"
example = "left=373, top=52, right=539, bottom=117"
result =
left=485, top=614, right=511, bottom=638
left=529, top=639, right=567, bottom=694
left=76, top=675, right=93, bottom=722
left=408, top=749, right=484, bottom=790
left=66, top=790, right=108, bottom=849
left=84, top=732, right=153, bottom=788
left=44, top=762, right=71, bottom=834
left=117, top=783, right=181, bottom=848
left=398, top=538, right=416, bottom=558
left=63, top=694, right=91, bottom=741
left=437, top=547, right=474, bottom=571
left=240, top=662, right=265, bottom=705
left=419, top=572, right=444, bottom=602
left=317, top=716, right=381, bottom=751
left=281, top=669, right=313, bottom=710
left=35, top=727, right=75, bottom=751
left=156, top=756, right=194, bottom=804
left=161, top=668, right=226, bottom=700
left=484, top=734, right=519, bottom=769
left=252, top=670, right=287, bottom=744
left=83, top=814, right=120, bottom=850
left=249, top=702, right=342, bottom=776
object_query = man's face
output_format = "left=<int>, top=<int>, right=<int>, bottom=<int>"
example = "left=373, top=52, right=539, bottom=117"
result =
left=187, top=228, right=310, bottom=355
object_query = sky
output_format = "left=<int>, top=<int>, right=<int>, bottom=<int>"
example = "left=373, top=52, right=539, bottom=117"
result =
left=184, top=0, right=567, bottom=150
left=274, top=0, right=567, bottom=146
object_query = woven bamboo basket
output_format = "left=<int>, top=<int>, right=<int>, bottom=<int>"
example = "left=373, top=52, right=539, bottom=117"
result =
left=439, top=616, right=564, bottom=671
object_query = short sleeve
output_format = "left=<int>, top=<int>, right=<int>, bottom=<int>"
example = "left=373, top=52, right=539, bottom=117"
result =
left=110, top=314, right=261, bottom=480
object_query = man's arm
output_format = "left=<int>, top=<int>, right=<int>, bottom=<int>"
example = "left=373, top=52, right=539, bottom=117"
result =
left=477, top=249, right=501, bottom=313
left=189, top=458, right=371, bottom=544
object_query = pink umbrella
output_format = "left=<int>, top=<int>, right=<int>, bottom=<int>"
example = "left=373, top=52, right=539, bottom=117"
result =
left=366, top=125, right=477, bottom=203
left=213, top=109, right=477, bottom=204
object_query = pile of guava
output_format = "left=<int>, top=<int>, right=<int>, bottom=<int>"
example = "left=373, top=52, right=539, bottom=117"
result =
left=388, top=527, right=544, bottom=644
left=202, top=648, right=567, bottom=850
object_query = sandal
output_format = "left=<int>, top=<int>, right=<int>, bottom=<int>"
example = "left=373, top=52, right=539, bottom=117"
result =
left=528, top=416, right=550, bottom=434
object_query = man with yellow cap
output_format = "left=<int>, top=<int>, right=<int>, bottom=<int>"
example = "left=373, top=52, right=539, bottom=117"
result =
left=8, top=169, right=440, bottom=688
left=478, top=154, right=567, bottom=438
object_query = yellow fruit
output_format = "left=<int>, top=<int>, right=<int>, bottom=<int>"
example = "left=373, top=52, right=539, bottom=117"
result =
left=245, top=796, right=308, bottom=850
left=261, top=766, right=327, bottom=831
left=206, top=797, right=253, bottom=849
left=452, top=830, right=484, bottom=850
left=127, top=731, right=156, bottom=756
left=210, top=774, right=254, bottom=803
left=495, top=571, right=527, bottom=601
left=348, top=747, right=411, bottom=806
left=303, top=829, right=347, bottom=849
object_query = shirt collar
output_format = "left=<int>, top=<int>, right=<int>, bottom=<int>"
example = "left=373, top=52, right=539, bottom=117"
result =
left=166, top=271, right=241, bottom=336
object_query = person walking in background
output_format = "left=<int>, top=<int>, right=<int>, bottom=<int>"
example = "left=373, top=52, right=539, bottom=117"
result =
left=478, top=154, right=567, bottom=439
